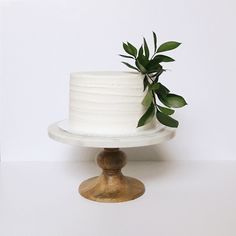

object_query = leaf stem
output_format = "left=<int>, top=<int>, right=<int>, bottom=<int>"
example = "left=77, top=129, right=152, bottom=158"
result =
left=146, top=74, right=154, bottom=82
left=151, top=51, right=158, bottom=60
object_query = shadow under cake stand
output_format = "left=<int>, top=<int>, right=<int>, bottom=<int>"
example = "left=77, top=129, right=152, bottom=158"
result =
left=48, top=121, right=175, bottom=203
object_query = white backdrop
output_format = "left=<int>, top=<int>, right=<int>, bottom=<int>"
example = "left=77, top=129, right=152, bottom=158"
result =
left=1, top=0, right=236, bottom=161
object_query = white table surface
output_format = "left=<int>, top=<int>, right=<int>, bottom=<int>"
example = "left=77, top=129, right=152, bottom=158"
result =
left=1, top=161, right=236, bottom=236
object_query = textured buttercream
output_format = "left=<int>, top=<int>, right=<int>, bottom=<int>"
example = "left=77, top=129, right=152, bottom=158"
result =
left=69, top=71, right=159, bottom=135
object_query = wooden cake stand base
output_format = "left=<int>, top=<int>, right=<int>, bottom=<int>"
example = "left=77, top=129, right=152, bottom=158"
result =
left=79, top=148, right=145, bottom=202
left=48, top=121, right=175, bottom=203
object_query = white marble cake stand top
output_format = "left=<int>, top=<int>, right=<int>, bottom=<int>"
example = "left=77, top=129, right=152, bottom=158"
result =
left=48, top=121, right=176, bottom=148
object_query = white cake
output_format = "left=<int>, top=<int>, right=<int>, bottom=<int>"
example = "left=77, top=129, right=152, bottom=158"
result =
left=68, top=71, right=159, bottom=136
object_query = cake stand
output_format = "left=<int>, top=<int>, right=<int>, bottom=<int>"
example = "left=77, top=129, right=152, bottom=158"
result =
left=48, top=121, right=175, bottom=203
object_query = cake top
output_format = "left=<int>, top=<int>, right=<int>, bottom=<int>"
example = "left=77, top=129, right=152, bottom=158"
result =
left=71, top=71, right=141, bottom=78
left=70, top=71, right=144, bottom=87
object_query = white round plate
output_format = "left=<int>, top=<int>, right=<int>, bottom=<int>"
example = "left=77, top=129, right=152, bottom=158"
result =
left=57, top=119, right=165, bottom=137
left=48, top=120, right=176, bottom=148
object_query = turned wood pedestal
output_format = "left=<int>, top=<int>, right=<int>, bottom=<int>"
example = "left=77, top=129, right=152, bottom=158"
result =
left=79, top=148, right=145, bottom=202
left=48, top=121, right=175, bottom=203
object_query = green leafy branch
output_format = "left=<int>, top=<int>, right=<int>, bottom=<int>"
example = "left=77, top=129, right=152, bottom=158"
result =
left=120, top=32, right=187, bottom=128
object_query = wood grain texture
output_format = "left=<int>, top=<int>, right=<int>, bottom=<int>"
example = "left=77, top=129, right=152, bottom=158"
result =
left=79, top=148, right=145, bottom=202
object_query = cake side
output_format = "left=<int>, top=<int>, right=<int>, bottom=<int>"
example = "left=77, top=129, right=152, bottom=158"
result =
left=69, top=71, right=159, bottom=135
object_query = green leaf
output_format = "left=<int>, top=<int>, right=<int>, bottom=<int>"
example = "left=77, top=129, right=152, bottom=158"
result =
left=157, top=41, right=181, bottom=53
left=156, top=84, right=171, bottom=107
left=143, top=37, right=149, bottom=59
left=135, top=60, right=146, bottom=73
left=123, top=42, right=137, bottom=57
left=142, top=90, right=153, bottom=107
left=153, top=55, right=175, bottom=63
left=153, top=31, right=157, bottom=52
left=138, top=45, right=144, bottom=59
left=154, top=68, right=165, bottom=82
left=121, top=62, right=139, bottom=71
left=150, top=83, right=160, bottom=91
left=157, top=93, right=171, bottom=107
left=137, top=46, right=149, bottom=67
left=127, top=42, right=137, bottom=57
left=156, top=111, right=179, bottom=128
left=146, top=62, right=162, bottom=74
left=137, top=103, right=155, bottom=127
left=119, top=54, right=134, bottom=59
left=157, top=105, right=175, bottom=115
left=154, top=82, right=171, bottom=107
left=143, top=76, right=150, bottom=92
left=165, top=94, right=187, bottom=108
left=157, top=82, right=170, bottom=94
